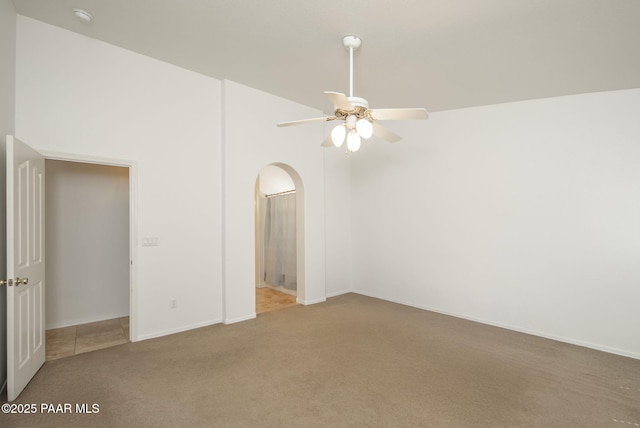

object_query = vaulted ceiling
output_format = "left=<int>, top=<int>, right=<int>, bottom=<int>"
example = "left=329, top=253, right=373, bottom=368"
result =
left=11, top=0, right=640, bottom=113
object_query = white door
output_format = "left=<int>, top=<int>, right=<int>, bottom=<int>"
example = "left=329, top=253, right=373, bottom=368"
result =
left=5, top=135, right=46, bottom=401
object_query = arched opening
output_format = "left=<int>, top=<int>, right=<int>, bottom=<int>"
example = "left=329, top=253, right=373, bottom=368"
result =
left=254, top=163, right=305, bottom=314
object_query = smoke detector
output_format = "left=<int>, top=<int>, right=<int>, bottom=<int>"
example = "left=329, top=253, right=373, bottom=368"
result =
left=73, top=9, right=93, bottom=24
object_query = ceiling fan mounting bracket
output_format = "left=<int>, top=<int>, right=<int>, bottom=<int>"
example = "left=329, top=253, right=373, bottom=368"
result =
left=342, top=35, right=361, bottom=51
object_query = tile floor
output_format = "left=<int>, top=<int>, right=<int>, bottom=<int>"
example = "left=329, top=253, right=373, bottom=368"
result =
left=256, top=287, right=298, bottom=314
left=46, top=317, right=130, bottom=361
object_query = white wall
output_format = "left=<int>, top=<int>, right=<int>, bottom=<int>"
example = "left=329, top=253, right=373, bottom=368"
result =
left=14, top=16, right=354, bottom=339
left=222, top=80, right=328, bottom=322
left=323, top=145, right=353, bottom=297
left=0, top=0, right=17, bottom=392
left=0, top=0, right=14, bottom=141
left=45, top=160, right=129, bottom=329
left=351, top=89, right=640, bottom=358
left=15, top=16, right=223, bottom=340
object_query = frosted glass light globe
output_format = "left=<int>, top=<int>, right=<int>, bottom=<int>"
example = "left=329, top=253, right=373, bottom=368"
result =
left=345, top=114, right=357, bottom=129
left=356, top=119, right=373, bottom=139
left=347, top=131, right=361, bottom=152
left=331, top=124, right=346, bottom=147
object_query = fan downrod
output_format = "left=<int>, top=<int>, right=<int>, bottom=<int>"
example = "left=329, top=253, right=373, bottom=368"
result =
left=342, top=36, right=361, bottom=98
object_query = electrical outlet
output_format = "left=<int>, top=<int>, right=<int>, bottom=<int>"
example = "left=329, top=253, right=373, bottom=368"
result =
left=170, top=299, right=177, bottom=309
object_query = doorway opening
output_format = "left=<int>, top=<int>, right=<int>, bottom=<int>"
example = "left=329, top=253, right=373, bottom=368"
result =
left=255, top=164, right=304, bottom=314
left=43, top=158, right=133, bottom=359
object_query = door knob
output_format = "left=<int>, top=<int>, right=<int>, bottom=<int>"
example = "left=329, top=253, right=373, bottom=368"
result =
left=15, top=277, right=29, bottom=286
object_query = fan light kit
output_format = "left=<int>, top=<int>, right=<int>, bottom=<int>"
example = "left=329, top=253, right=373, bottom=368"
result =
left=277, top=35, right=428, bottom=152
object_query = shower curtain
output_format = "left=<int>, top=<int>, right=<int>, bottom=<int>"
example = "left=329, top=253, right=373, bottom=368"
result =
left=263, top=193, right=297, bottom=289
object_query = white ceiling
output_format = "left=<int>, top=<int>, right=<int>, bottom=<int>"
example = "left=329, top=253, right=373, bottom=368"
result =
left=11, top=0, right=640, bottom=113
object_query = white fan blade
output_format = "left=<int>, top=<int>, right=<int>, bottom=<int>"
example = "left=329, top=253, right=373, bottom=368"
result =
left=321, top=134, right=334, bottom=147
left=369, top=108, right=429, bottom=121
left=277, top=116, right=336, bottom=127
left=372, top=122, right=402, bottom=143
left=324, top=91, right=353, bottom=110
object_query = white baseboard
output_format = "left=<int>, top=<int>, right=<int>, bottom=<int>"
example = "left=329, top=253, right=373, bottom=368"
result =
left=224, top=313, right=256, bottom=325
left=46, top=311, right=131, bottom=330
left=297, top=297, right=326, bottom=305
left=326, top=289, right=352, bottom=298
left=352, top=289, right=640, bottom=361
left=136, top=319, right=222, bottom=341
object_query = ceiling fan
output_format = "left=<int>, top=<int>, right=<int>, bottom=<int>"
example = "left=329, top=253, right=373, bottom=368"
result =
left=277, top=35, right=429, bottom=152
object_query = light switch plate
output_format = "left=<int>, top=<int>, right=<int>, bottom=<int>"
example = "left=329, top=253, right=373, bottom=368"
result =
left=142, top=237, right=159, bottom=247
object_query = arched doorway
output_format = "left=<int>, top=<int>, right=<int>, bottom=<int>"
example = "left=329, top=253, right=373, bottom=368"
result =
left=254, top=163, right=305, bottom=314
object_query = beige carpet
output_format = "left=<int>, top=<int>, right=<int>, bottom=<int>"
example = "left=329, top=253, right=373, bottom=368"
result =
left=2, top=293, right=639, bottom=427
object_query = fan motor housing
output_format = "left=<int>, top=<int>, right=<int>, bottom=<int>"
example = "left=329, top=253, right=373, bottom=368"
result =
left=348, top=96, right=369, bottom=108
